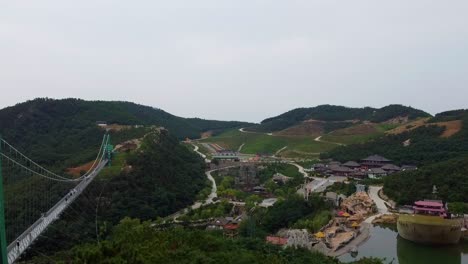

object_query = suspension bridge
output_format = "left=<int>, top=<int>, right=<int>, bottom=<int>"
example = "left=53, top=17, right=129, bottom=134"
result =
left=0, top=134, right=113, bottom=264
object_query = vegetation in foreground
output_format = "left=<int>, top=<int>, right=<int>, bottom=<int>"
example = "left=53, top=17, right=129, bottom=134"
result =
left=23, top=129, right=208, bottom=259
left=28, top=218, right=384, bottom=264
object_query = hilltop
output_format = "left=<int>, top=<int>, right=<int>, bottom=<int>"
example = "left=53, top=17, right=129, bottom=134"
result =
left=0, top=98, right=251, bottom=166
left=245, top=104, right=430, bottom=134
left=199, top=104, right=432, bottom=158
left=322, top=109, right=468, bottom=166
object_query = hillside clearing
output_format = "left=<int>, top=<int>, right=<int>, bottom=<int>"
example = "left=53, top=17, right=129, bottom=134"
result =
left=387, top=118, right=462, bottom=138
left=199, top=129, right=336, bottom=157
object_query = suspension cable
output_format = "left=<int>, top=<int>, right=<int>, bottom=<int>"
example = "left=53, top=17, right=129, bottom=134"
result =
left=0, top=135, right=108, bottom=181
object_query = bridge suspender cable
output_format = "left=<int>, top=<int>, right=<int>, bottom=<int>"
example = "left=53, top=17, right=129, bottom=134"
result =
left=0, top=135, right=109, bottom=183
left=0, top=134, right=111, bottom=264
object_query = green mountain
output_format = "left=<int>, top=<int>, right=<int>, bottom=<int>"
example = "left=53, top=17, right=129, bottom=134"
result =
left=247, top=104, right=431, bottom=133
left=322, top=109, right=468, bottom=166
left=383, top=156, right=468, bottom=205
left=0, top=98, right=251, bottom=166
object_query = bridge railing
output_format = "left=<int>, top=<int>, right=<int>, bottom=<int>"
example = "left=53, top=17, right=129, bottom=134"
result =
left=6, top=160, right=107, bottom=264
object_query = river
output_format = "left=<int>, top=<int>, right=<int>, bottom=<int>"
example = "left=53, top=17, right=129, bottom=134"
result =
left=340, top=225, right=468, bottom=264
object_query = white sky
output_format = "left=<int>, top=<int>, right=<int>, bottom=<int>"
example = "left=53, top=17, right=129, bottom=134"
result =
left=1, top=1, right=467, bottom=122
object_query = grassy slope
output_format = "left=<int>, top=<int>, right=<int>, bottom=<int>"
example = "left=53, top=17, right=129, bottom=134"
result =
left=200, top=129, right=336, bottom=156
left=320, top=123, right=398, bottom=145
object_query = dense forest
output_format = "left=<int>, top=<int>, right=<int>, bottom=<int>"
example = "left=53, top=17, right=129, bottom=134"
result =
left=383, top=156, right=468, bottom=205
left=324, top=110, right=468, bottom=207
left=28, top=218, right=383, bottom=264
left=321, top=121, right=468, bottom=166
left=247, top=104, right=430, bottom=133
left=21, top=129, right=207, bottom=260
left=0, top=98, right=250, bottom=166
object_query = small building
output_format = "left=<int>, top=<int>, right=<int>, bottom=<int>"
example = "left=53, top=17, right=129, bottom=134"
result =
left=272, top=173, right=293, bottom=184
left=350, top=171, right=367, bottom=180
left=361, top=155, right=392, bottom=168
left=212, top=150, right=239, bottom=161
left=367, top=168, right=387, bottom=179
left=311, top=163, right=327, bottom=172
left=207, top=217, right=230, bottom=230
left=96, top=121, right=107, bottom=127
left=253, top=185, right=266, bottom=194
left=381, top=164, right=401, bottom=174
left=329, top=165, right=353, bottom=177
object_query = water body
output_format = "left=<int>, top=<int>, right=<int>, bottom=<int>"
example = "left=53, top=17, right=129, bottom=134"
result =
left=340, top=225, right=468, bottom=264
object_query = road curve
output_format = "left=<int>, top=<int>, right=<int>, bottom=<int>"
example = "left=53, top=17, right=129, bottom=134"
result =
left=365, top=186, right=388, bottom=223
left=314, top=136, right=345, bottom=146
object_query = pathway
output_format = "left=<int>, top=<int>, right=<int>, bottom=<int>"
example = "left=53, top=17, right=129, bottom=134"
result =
left=239, top=128, right=272, bottom=136
left=314, top=136, right=345, bottom=146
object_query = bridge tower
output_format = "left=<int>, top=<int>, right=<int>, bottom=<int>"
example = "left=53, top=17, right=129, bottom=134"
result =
left=0, top=137, right=8, bottom=264
left=105, top=134, right=113, bottom=166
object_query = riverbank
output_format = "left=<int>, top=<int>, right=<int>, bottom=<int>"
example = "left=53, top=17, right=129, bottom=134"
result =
left=329, top=222, right=371, bottom=257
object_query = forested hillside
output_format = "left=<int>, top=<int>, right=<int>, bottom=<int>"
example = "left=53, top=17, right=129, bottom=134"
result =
left=0, top=98, right=250, bottom=166
left=322, top=111, right=468, bottom=166
left=29, top=218, right=383, bottom=264
left=23, top=129, right=207, bottom=259
left=383, top=156, right=468, bottom=205
left=247, top=104, right=430, bottom=133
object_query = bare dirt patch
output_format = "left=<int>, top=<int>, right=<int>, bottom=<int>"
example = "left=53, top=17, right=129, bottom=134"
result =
left=67, top=161, right=97, bottom=177
left=330, top=123, right=378, bottom=136
left=387, top=118, right=462, bottom=138
left=439, top=120, right=463, bottom=137
left=200, top=131, right=213, bottom=139
left=98, top=124, right=134, bottom=131
left=386, top=118, right=430, bottom=135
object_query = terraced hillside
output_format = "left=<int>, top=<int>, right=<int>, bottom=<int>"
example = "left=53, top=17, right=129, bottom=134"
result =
left=199, top=129, right=336, bottom=158
left=200, top=105, right=430, bottom=158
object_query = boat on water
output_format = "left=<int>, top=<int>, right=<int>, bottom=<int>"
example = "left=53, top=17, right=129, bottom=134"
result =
left=397, top=200, right=463, bottom=245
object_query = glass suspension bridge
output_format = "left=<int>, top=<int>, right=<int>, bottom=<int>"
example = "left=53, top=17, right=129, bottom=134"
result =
left=0, top=134, right=113, bottom=264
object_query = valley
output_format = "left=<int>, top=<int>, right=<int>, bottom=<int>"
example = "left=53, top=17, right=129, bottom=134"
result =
left=1, top=99, right=467, bottom=264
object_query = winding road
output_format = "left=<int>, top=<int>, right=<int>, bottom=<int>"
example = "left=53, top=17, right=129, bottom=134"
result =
left=365, top=186, right=388, bottom=223
left=314, top=136, right=345, bottom=146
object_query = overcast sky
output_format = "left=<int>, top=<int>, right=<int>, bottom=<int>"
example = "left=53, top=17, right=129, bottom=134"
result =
left=1, top=1, right=467, bottom=122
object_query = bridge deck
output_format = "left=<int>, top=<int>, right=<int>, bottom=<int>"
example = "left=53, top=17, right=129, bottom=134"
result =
left=6, top=160, right=107, bottom=264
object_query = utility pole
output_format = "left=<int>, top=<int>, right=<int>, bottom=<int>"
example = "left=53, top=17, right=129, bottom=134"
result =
left=0, top=137, right=8, bottom=264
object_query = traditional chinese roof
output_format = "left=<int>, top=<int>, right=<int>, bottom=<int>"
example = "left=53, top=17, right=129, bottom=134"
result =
left=343, top=161, right=360, bottom=167
left=330, top=165, right=353, bottom=172
left=381, top=164, right=401, bottom=171
left=369, top=168, right=386, bottom=174
left=414, top=200, right=443, bottom=207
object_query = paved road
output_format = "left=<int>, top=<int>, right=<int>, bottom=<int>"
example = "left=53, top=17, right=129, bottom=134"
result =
left=365, top=186, right=388, bottom=223
left=314, top=136, right=345, bottom=146
left=239, top=128, right=272, bottom=136
left=192, top=144, right=211, bottom=163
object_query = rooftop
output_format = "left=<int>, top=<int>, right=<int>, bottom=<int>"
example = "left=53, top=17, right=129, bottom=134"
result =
left=381, top=164, right=401, bottom=171
left=414, top=200, right=444, bottom=207
left=343, top=161, right=360, bottom=167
